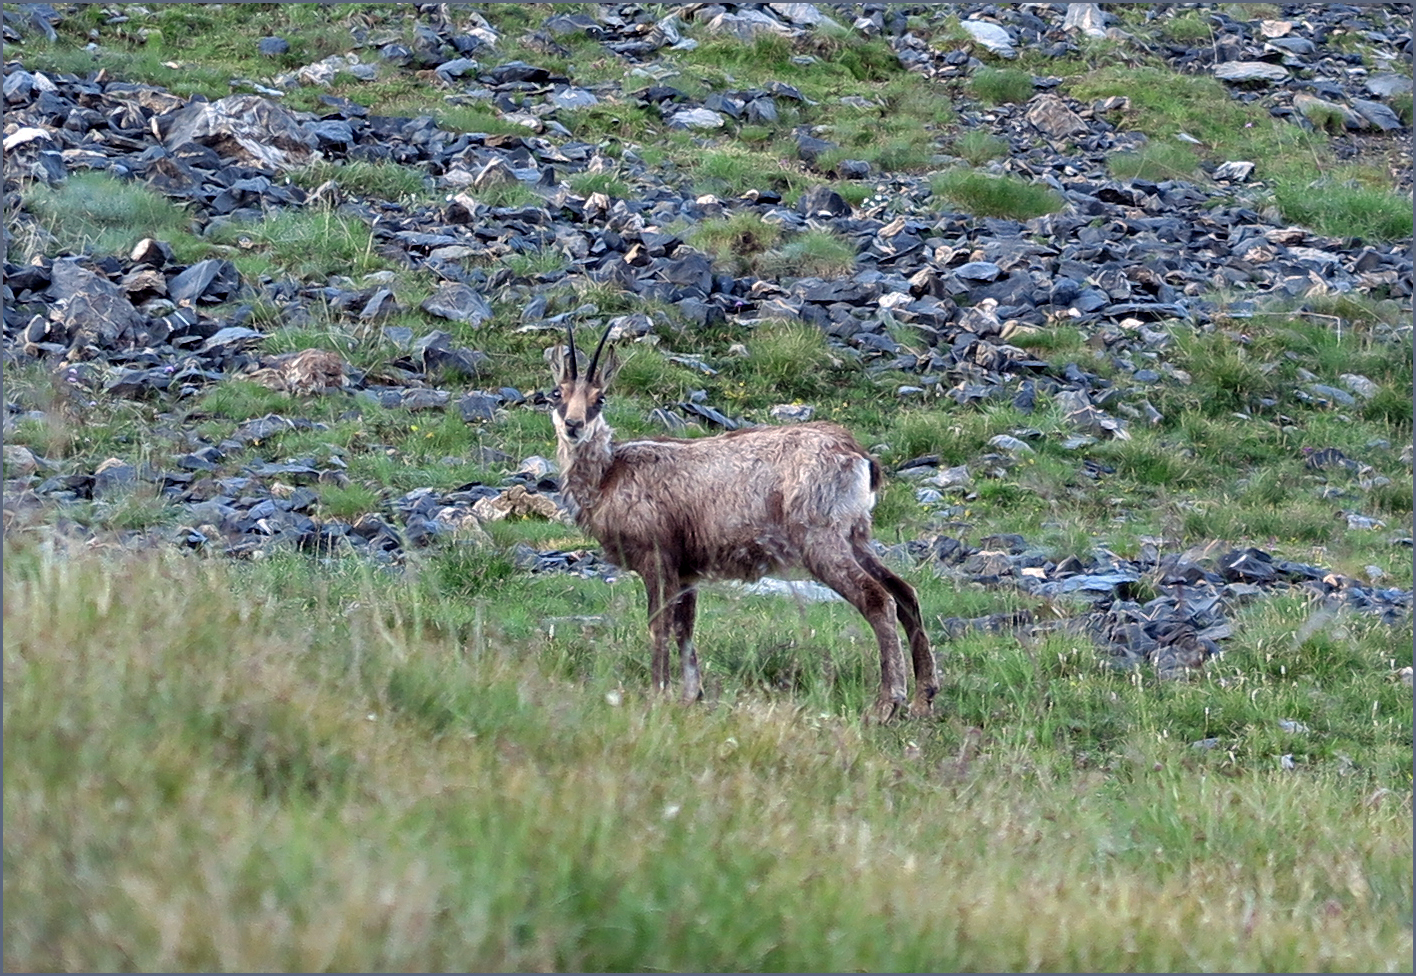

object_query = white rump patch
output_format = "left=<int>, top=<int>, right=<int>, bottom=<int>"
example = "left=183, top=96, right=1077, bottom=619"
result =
left=850, top=456, right=876, bottom=515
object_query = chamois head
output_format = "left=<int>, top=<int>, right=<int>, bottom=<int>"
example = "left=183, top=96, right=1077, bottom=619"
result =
left=550, top=325, right=620, bottom=444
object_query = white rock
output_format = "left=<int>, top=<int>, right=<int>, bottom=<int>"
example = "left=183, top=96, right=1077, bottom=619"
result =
left=669, top=108, right=726, bottom=130
left=517, top=455, right=557, bottom=479
left=1062, top=3, right=1108, bottom=38
left=549, top=87, right=598, bottom=110
left=961, top=20, right=1017, bottom=58
left=1287, top=247, right=1343, bottom=267
left=740, top=577, right=844, bottom=603
left=1339, top=373, right=1380, bottom=399
left=769, top=404, right=815, bottom=422
left=768, top=3, right=838, bottom=28
left=3, top=126, right=53, bottom=151
left=1214, top=61, right=1289, bottom=83
left=706, top=9, right=795, bottom=39
left=926, top=464, right=973, bottom=489
left=987, top=434, right=1034, bottom=454
left=1212, top=160, right=1255, bottom=182
left=296, top=53, right=363, bottom=87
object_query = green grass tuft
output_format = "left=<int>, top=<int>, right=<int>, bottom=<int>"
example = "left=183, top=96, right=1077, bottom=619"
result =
left=1162, top=12, right=1215, bottom=43
left=289, top=160, right=430, bottom=201
left=1108, top=141, right=1199, bottom=181
left=953, top=131, right=1010, bottom=165
left=687, top=212, right=785, bottom=275
left=19, top=172, right=199, bottom=260
left=204, top=208, right=392, bottom=280
left=729, top=321, right=839, bottom=403
left=3, top=541, right=1410, bottom=971
left=1393, top=92, right=1414, bottom=126
left=970, top=67, right=1035, bottom=105
left=567, top=171, right=631, bottom=198
left=1272, top=179, right=1415, bottom=242
left=762, top=229, right=858, bottom=278
left=930, top=169, right=1065, bottom=219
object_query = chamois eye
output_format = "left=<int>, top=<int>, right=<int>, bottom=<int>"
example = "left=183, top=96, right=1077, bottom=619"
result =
left=550, top=388, right=562, bottom=401
left=595, top=395, right=606, bottom=408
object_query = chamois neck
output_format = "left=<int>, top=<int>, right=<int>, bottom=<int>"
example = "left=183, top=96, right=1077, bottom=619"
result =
left=556, top=419, right=614, bottom=522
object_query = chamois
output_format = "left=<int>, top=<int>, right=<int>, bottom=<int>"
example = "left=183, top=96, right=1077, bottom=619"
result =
left=548, top=325, right=939, bottom=721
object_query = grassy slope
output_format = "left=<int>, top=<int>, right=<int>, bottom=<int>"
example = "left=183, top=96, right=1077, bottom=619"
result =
left=4, top=549, right=1411, bottom=971
left=3, top=3, right=1413, bottom=971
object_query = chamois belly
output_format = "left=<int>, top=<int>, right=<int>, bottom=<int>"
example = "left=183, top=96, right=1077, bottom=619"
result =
left=584, top=430, right=876, bottom=583
left=590, top=494, right=803, bottom=583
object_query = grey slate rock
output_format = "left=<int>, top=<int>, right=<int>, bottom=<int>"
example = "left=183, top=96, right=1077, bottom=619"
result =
left=797, top=185, right=852, bottom=217
left=1350, top=98, right=1404, bottom=132
left=169, top=259, right=242, bottom=305
left=1214, top=62, right=1289, bottom=83
left=960, top=19, right=1017, bottom=58
left=420, top=282, right=493, bottom=325
left=954, top=261, right=1003, bottom=282
left=457, top=391, right=502, bottom=422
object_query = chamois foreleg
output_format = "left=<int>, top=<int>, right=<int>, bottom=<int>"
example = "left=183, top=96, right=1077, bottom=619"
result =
left=854, top=542, right=939, bottom=717
left=639, top=559, right=676, bottom=695
left=670, top=585, right=702, bottom=703
left=805, top=540, right=909, bottom=722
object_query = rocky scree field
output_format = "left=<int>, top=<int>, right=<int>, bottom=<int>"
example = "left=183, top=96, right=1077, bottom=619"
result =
left=2, top=3, right=1413, bottom=972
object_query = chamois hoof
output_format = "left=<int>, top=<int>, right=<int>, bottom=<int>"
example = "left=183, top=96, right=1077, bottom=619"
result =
left=907, top=697, right=935, bottom=720
left=866, top=698, right=908, bottom=725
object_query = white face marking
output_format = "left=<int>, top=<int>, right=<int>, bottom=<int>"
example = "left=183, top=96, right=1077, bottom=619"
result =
left=552, top=376, right=609, bottom=444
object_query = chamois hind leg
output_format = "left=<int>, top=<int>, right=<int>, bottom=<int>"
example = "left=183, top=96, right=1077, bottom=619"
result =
left=806, top=545, right=909, bottom=723
left=854, top=542, right=939, bottom=717
left=670, top=585, right=702, bottom=703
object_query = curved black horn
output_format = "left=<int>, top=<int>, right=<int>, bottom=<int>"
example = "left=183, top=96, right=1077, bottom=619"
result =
left=587, top=324, right=613, bottom=381
left=564, top=326, right=578, bottom=380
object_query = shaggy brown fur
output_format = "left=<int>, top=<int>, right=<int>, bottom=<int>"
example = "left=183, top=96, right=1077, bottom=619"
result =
left=550, top=326, right=939, bottom=720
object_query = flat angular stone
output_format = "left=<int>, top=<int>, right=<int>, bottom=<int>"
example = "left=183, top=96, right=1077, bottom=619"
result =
left=668, top=107, right=725, bottom=130
left=549, top=87, right=598, bottom=110
left=1062, top=3, right=1108, bottom=38
left=168, top=259, right=241, bottom=305
left=1350, top=98, right=1403, bottom=132
left=1025, top=94, right=1088, bottom=139
left=954, top=261, right=1002, bottom=281
left=1366, top=74, right=1413, bottom=99
left=1212, top=161, right=1255, bottom=182
left=1213, top=62, right=1289, bottom=83
left=162, top=95, right=316, bottom=171
left=961, top=20, right=1016, bottom=58
left=457, top=391, right=502, bottom=422
left=420, top=282, right=492, bottom=325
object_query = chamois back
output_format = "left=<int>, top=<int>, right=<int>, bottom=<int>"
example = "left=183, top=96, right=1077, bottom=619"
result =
left=547, top=325, right=939, bottom=719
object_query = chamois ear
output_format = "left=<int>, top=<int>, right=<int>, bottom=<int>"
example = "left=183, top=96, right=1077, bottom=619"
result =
left=548, top=343, right=575, bottom=385
left=594, top=345, right=622, bottom=387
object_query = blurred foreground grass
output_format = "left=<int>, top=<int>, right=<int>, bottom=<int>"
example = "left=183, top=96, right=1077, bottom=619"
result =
left=4, top=542, right=1410, bottom=971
